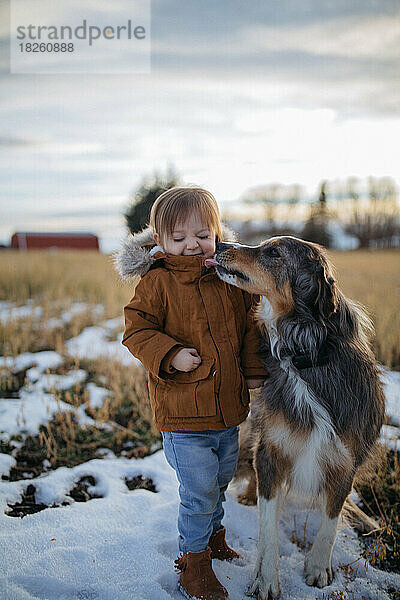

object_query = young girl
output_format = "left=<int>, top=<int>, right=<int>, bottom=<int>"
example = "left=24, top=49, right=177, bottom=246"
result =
left=114, top=186, right=267, bottom=600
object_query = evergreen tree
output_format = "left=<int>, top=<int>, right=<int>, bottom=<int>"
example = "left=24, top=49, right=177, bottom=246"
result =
left=124, top=166, right=180, bottom=234
left=302, top=181, right=332, bottom=248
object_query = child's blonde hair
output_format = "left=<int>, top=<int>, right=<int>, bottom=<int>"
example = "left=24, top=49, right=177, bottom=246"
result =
left=150, top=186, right=223, bottom=242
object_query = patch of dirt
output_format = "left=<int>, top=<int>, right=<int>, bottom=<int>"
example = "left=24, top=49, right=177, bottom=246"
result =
left=4, top=418, right=155, bottom=482
left=68, top=475, right=102, bottom=502
left=5, top=483, right=70, bottom=518
left=5, top=475, right=102, bottom=517
left=120, top=445, right=150, bottom=460
left=0, top=367, right=30, bottom=397
left=125, top=474, right=157, bottom=493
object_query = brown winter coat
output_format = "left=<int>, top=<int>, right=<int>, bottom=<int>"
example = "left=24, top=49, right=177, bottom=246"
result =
left=114, top=226, right=267, bottom=431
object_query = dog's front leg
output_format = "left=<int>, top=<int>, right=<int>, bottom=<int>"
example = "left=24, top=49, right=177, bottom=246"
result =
left=247, top=492, right=281, bottom=599
left=246, top=443, right=281, bottom=599
left=304, top=473, right=353, bottom=589
left=304, top=502, right=337, bottom=588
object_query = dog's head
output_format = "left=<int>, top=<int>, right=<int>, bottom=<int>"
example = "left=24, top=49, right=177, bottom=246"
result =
left=212, top=236, right=338, bottom=319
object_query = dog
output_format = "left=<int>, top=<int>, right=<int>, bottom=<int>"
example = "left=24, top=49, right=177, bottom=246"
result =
left=207, top=236, right=385, bottom=599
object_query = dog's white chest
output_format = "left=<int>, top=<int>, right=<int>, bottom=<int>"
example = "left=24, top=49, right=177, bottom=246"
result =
left=267, top=366, right=350, bottom=499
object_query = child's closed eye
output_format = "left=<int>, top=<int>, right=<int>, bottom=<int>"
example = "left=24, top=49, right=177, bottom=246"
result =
left=173, top=235, right=210, bottom=242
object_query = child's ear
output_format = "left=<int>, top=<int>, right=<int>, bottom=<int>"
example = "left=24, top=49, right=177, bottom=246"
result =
left=154, top=232, right=160, bottom=245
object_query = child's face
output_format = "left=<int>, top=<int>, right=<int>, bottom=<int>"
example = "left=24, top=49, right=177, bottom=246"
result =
left=155, top=212, right=216, bottom=257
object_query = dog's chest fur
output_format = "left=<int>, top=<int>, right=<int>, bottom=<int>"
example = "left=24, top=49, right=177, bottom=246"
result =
left=255, top=297, right=351, bottom=499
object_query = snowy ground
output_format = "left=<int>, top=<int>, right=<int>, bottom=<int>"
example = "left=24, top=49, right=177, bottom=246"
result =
left=0, top=307, right=399, bottom=599
left=0, top=300, right=104, bottom=327
left=1, top=450, right=399, bottom=600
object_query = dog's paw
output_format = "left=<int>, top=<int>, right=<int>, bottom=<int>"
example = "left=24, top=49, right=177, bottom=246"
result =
left=304, top=556, right=333, bottom=588
left=245, top=573, right=280, bottom=599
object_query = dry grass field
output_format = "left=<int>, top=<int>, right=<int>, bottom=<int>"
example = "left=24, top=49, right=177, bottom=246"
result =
left=0, top=249, right=161, bottom=477
left=1, top=248, right=399, bottom=367
left=329, top=249, right=400, bottom=369
left=0, top=250, right=128, bottom=357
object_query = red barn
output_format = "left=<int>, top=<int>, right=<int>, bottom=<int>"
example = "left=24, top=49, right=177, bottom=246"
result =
left=11, top=232, right=99, bottom=251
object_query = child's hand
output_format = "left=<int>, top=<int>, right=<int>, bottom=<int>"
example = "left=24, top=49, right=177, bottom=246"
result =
left=171, top=348, right=202, bottom=372
left=246, top=378, right=265, bottom=389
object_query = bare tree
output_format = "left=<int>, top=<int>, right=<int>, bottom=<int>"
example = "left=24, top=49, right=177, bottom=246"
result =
left=345, top=176, right=400, bottom=248
left=242, top=183, right=281, bottom=227
left=287, top=184, right=302, bottom=206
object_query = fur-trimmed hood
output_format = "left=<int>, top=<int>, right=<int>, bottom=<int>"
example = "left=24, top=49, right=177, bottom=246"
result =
left=113, top=224, right=238, bottom=282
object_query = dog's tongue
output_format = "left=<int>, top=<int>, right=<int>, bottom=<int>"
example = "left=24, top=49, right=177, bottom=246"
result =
left=204, top=258, right=219, bottom=268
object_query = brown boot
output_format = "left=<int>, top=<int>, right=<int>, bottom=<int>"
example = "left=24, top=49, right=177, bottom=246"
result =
left=174, top=547, right=228, bottom=600
left=208, top=527, right=241, bottom=561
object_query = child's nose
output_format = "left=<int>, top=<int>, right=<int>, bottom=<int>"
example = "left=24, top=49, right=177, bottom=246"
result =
left=186, top=238, right=199, bottom=249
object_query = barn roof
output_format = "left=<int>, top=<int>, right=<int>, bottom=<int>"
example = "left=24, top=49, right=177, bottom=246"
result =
left=12, top=232, right=98, bottom=237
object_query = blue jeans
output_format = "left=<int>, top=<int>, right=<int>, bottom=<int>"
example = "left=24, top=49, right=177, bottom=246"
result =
left=161, top=426, right=239, bottom=553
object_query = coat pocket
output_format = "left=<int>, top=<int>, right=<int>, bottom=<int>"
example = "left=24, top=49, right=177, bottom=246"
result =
left=155, top=357, right=217, bottom=418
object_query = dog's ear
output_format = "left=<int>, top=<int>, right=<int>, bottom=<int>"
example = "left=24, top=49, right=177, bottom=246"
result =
left=314, top=263, right=338, bottom=318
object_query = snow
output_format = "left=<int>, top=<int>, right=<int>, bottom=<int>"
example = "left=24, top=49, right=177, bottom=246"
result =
left=381, top=425, right=400, bottom=452
left=382, top=368, right=400, bottom=427
left=0, top=314, right=399, bottom=599
left=86, top=383, right=110, bottom=409
left=0, top=300, right=43, bottom=324
left=0, top=389, right=90, bottom=440
left=0, top=451, right=399, bottom=600
left=0, top=453, right=16, bottom=477
left=45, top=304, right=105, bottom=330
left=0, top=351, right=64, bottom=373
left=65, top=326, right=142, bottom=367
left=101, top=317, right=124, bottom=332
left=0, top=382, right=114, bottom=442
left=0, top=301, right=105, bottom=327
left=0, top=349, right=99, bottom=441
left=26, top=369, right=87, bottom=390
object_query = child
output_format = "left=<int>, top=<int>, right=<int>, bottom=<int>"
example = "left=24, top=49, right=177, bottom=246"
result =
left=114, top=186, right=267, bottom=600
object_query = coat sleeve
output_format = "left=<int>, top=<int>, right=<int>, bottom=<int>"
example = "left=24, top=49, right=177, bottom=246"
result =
left=240, top=292, right=268, bottom=379
left=122, top=274, right=184, bottom=378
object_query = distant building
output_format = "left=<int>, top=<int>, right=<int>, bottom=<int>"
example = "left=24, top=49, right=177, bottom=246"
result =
left=11, top=232, right=99, bottom=251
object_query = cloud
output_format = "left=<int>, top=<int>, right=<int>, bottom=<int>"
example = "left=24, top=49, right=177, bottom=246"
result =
left=152, top=12, right=400, bottom=62
left=1, top=1, right=398, bottom=114
left=0, top=0, right=399, bottom=245
left=239, top=14, right=400, bottom=61
left=0, top=135, right=38, bottom=148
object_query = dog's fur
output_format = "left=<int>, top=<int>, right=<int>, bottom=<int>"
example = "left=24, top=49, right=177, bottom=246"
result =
left=213, top=236, right=385, bottom=599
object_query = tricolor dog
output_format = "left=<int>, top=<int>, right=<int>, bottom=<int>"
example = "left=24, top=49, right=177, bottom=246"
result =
left=206, top=236, right=385, bottom=599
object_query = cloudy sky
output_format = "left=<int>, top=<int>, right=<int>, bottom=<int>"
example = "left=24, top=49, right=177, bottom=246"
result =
left=0, top=0, right=399, bottom=250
